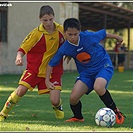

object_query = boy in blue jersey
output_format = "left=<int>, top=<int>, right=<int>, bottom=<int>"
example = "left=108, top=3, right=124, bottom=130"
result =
left=45, top=18, right=125, bottom=124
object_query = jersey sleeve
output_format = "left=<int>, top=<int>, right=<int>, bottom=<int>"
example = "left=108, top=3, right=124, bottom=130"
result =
left=93, top=29, right=106, bottom=42
left=18, top=29, right=38, bottom=54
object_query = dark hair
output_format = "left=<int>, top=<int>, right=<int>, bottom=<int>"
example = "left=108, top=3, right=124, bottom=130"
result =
left=63, top=18, right=81, bottom=32
left=39, top=5, right=55, bottom=18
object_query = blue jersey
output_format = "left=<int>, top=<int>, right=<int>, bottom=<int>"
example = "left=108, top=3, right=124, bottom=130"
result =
left=49, top=29, right=113, bottom=76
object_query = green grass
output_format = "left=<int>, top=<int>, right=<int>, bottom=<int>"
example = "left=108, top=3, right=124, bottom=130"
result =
left=0, top=70, right=133, bottom=131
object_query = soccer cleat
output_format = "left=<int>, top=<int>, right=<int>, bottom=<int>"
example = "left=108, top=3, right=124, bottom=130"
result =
left=114, top=108, right=126, bottom=124
left=0, top=113, right=6, bottom=122
left=53, top=105, right=64, bottom=119
left=65, top=117, right=84, bottom=122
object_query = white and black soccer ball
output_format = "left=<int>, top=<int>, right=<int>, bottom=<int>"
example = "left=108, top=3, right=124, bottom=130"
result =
left=95, top=107, right=116, bottom=127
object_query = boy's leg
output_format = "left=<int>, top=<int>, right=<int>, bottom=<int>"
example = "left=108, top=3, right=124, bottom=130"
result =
left=0, top=70, right=39, bottom=121
left=37, top=75, right=64, bottom=119
left=50, top=89, right=64, bottom=119
left=48, top=73, right=64, bottom=119
left=65, top=80, right=88, bottom=122
left=0, top=91, right=21, bottom=121
left=95, top=68, right=126, bottom=125
left=65, top=100, right=84, bottom=122
left=99, top=89, right=125, bottom=124
left=52, top=98, right=64, bottom=119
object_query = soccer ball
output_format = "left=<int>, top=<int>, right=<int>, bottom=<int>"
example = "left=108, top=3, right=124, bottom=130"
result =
left=95, top=108, right=116, bottom=127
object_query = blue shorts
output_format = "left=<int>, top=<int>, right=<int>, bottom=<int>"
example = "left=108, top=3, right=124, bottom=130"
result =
left=75, top=66, right=114, bottom=94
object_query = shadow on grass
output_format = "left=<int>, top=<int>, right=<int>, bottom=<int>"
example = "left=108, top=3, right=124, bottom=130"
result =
left=1, top=90, right=132, bottom=130
left=0, top=71, right=133, bottom=131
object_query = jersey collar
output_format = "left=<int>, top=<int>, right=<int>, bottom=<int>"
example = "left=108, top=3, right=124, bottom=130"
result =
left=68, top=37, right=80, bottom=46
left=38, top=22, right=60, bottom=34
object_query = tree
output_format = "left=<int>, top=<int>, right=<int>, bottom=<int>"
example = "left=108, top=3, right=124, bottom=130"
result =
left=112, top=2, right=133, bottom=10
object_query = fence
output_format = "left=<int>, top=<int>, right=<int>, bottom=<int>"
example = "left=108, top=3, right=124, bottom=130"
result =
left=108, top=51, right=133, bottom=69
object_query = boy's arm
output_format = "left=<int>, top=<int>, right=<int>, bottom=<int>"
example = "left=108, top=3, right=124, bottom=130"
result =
left=45, top=50, right=64, bottom=90
left=106, top=33, right=123, bottom=44
left=45, top=65, right=55, bottom=90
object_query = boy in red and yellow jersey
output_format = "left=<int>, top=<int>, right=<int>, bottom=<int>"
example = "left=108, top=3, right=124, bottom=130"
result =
left=0, top=5, right=65, bottom=121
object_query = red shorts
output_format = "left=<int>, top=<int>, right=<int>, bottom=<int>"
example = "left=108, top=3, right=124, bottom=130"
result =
left=18, top=70, right=62, bottom=94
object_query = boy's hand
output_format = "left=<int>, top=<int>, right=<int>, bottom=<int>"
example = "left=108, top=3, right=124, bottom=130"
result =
left=117, top=36, right=123, bottom=44
left=45, top=80, right=55, bottom=90
left=15, top=51, right=24, bottom=66
left=15, top=57, right=23, bottom=66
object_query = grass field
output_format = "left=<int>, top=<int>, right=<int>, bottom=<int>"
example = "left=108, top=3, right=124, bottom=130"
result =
left=0, top=70, right=133, bottom=132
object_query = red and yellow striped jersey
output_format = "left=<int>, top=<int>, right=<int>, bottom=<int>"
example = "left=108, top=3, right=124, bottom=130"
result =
left=18, top=22, right=65, bottom=78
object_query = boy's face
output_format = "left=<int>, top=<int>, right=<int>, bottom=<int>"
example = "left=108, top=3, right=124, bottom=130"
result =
left=64, top=28, right=80, bottom=45
left=40, top=14, right=54, bottom=29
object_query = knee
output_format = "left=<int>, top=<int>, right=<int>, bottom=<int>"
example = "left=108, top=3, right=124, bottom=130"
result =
left=16, top=85, right=28, bottom=97
left=51, top=100, right=60, bottom=107
left=51, top=98, right=61, bottom=107
left=94, top=85, right=106, bottom=96
left=94, top=85, right=101, bottom=92
left=70, top=95, right=79, bottom=105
